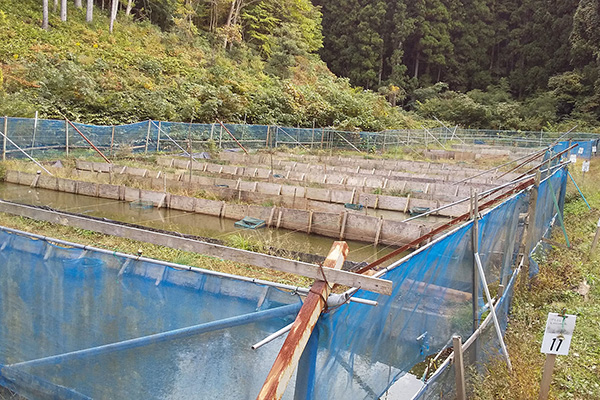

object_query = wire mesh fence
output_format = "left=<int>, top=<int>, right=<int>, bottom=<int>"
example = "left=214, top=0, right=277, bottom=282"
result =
left=1, top=117, right=599, bottom=158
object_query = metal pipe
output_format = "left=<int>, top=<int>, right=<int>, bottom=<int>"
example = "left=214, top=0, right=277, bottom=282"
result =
left=474, top=253, right=512, bottom=371
left=64, top=118, right=111, bottom=163
left=251, top=323, right=293, bottom=350
left=0, top=129, right=53, bottom=175
left=216, top=118, right=249, bottom=154
left=151, top=120, right=198, bottom=162
left=0, top=224, right=377, bottom=307
left=10, top=303, right=302, bottom=369
left=402, top=173, right=536, bottom=222
left=454, top=125, right=578, bottom=185
left=567, top=170, right=591, bottom=210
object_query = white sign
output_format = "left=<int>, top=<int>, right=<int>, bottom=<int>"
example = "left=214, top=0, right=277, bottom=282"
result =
left=541, top=313, right=576, bottom=355
left=578, top=147, right=584, bottom=155
left=582, top=161, right=590, bottom=172
left=593, top=146, right=597, bottom=153
left=569, top=154, right=577, bottom=163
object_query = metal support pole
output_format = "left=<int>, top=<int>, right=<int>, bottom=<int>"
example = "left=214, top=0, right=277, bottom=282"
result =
left=157, top=121, right=161, bottom=152
left=475, top=253, right=512, bottom=371
left=0, top=129, right=53, bottom=175
left=523, top=170, right=541, bottom=280
left=145, top=120, right=151, bottom=154
left=64, top=118, right=69, bottom=156
left=110, top=125, right=115, bottom=156
left=472, top=189, right=480, bottom=332
left=2, top=116, right=7, bottom=161
left=547, top=178, right=570, bottom=248
left=31, top=111, right=38, bottom=155
left=567, top=170, right=591, bottom=210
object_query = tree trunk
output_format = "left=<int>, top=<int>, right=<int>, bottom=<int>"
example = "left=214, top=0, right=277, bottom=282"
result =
left=223, top=0, right=237, bottom=48
left=74, top=0, right=82, bottom=8
left=414, top=57, right=419, bottom=79
left=42, top=0, right=49, bottom=29
left=109, top=0, right=118, bottom=33
left=86, top=0, right=93, bottom=22
left=126, top=0, right=133, bottom=15
left=53, top=0, right=58, bottom=13
left=60, top=0, right=67, bottom=21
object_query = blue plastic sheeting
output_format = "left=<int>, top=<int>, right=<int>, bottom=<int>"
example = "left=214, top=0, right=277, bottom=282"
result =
left=0, top=166, right=569, bottom=399
left=552, top=140, right=595, bottom=159
left=0, top=229, right=302, bottom=399
left=298, top=191, right=527, bottom=399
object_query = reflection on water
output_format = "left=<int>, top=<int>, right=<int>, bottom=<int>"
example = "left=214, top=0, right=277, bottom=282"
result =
left=0, top=182, right=409, bottom=264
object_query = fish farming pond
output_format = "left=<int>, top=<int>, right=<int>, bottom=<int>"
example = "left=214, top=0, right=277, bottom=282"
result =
left=0, top=182, right=410, bottom=265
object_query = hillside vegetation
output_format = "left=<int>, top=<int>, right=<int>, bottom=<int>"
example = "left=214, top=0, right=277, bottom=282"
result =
left=0, top=0, right=422, bottom=130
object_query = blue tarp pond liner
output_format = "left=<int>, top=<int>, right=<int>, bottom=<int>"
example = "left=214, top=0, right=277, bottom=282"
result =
left=129, top=200, right=155, bottom=209
left=344, top=203, right=364, bottom=211
left=409, top=207, right=431, bottom=217
left=234, top=216, right=266, bottom=229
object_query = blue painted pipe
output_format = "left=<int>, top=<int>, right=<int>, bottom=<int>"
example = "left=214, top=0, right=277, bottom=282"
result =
left=9, top=302, right=301, bottom=370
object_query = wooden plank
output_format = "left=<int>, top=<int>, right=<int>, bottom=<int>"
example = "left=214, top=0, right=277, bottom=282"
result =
left=257, top=242, right=348, bottom=400
left=0, top=200, right=392, bottom=295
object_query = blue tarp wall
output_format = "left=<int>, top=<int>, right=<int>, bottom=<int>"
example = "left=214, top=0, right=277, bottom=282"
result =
left=0, top=166, right=569, bottom=399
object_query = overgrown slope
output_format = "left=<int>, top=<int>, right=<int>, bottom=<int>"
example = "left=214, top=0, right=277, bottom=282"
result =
left=0, top=0, right=422, bottom=130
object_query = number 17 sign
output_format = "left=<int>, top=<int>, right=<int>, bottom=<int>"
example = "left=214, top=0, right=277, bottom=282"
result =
left=541, top=313, right=576, bottom=355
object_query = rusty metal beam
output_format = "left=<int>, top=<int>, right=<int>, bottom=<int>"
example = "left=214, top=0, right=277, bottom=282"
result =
left=257, top=241, right=349, bottom=400
left=216, top=118, right=249, bottom=154
left=355, top=178, right=534, bottom=274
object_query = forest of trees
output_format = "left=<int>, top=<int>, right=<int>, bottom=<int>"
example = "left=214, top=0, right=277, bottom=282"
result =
left=1, top=0, right=600, bottom=131
left=316, top=0, right=600, bottom=128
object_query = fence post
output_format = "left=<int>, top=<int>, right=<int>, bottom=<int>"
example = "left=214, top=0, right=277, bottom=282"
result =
left=453, top=335, right=467, bottom=400
left=157, top=121, right=161, bottom=152
left=110, top=125, right=115, bottom=156
left=65, top=118, right=69, bottom=157
left=145, top=120, right=151, bottom=154
left=472, top=189, right=480, bottom=332
left=523, top=170, right=542, bottom=281
left=311, top=120, right=315, bottom=149
left=2, top=116, right=7, bottom=161
left=219, top=124, right=223, bottom=148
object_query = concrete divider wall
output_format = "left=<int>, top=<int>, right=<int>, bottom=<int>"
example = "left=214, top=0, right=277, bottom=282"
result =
left=380, top=220, right=424, bottom=246
left=169, top=194, right=196, bottom=212
left=139, top=189, right=166, bottom=206
left=123, top=187, right=140, bottom=202
left=38, top=175, right=58, bottom=191
left=98, top=184, right=120, bottom=200
left=223, top=203, right=248, bottom=221
left=194, top=198, right=223, bottom=216
left=305, top=187, right=330, bottom=202
left=156, top=157, right=483, bottom=200
left=9, top=170, right=435, bottom=246
left=74, top=163, right=474, bottom=217
left=77, top=181, right=98, bottom=197
left=344, top=213, right=378, bottom=242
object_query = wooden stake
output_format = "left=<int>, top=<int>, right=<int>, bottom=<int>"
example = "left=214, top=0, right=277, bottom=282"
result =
left=257, top=242, right=349, bottom=400
left=453, top=335, right=467, bottom=400
left=539, top=354, right=557, bottom=400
